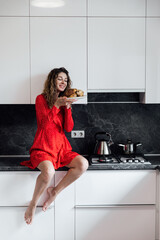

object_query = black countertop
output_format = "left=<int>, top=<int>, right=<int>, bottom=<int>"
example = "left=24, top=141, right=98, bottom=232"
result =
left=0, top=155, right=160, bottom=171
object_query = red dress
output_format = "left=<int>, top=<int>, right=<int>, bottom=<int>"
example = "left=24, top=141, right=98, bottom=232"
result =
left=20, top=94, right=79, bottom=169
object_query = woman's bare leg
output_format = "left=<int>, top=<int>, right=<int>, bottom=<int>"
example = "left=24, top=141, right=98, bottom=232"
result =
left=24, top=160, right=55, bottom=224
left=43, top=155, right=88, bottom=211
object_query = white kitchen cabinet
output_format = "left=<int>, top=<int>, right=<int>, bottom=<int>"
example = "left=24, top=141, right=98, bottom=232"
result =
left=0, top=0, right=29, bottom=16
left=0, top=172, right=55, bottom=206
left=88, top=18, right=145, bottom=92
left=0, top=17, right=30, bottom=104
left=30, top=0, right=86, bottom=16
left=144, top=18, right=160, bottom=103
left=30, top=17, right=87, bottom=104
left=55, top=171, right=75, bottom=240
left=88, top=0, right=145, bottom=17
left=147, top=0, right=160, bottom=16
left=76, top=170, right=156, bottom=205
left=0, top=171, right=55, bottom=240
left=75, top=170, right=156, bottom=240
left=75, top=205, right=155, bottom=240
left=0, top=207, right=54, bottom=240
left=0, top=170, right=158, bottom=239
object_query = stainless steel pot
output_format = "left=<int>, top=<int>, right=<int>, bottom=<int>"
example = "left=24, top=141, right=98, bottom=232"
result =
left=94, top=132, right=113, bottom=155
left=118, top=139, right=142, bottom=155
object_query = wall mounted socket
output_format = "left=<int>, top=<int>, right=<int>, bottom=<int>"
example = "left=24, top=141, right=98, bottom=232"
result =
left=71, top=130, right=85, bottom=138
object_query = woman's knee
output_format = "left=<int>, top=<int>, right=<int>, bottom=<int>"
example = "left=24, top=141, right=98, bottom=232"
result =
left=76, top=156, right=89, bottom=173
left=38, top=161, right=55, bottom=183
left=41, top=169, right=54, bottom=183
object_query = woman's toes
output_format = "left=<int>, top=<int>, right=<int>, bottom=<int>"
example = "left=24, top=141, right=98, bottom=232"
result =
left=42, top=187, right=57, bottom=211
left=24, top=204, right=36, bottom=224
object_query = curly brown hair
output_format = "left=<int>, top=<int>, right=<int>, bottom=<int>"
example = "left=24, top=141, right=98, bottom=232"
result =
left=42, top=67, right=72, bottom=109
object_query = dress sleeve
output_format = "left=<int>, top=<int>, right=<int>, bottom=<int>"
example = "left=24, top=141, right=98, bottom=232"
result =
left=35, top=95, right=60, bottom=127
left=63, top=107, right=74, bottom=132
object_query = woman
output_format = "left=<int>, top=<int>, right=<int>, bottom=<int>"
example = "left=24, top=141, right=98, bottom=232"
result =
left=21, top=67, right=89, bottom=225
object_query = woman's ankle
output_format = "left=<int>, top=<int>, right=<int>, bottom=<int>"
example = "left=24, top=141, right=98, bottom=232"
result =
left=29, top=201, right=37, bottom=207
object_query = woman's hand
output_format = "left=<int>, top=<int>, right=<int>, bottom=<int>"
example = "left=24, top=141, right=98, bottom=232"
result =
left=54, top=96, right=76, bottom=109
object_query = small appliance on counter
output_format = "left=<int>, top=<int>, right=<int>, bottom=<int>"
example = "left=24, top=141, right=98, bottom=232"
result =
left=94, top=132, right=113, bottom=155
left=89, top=133, right=151, bottom=165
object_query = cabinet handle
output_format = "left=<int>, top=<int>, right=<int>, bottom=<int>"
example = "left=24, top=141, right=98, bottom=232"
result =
left=0, top=205, right=54, bottom=208
left=75, top=204, right=155, bottom=208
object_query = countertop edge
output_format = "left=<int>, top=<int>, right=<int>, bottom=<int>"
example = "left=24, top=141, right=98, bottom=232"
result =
left=0, top=155, right=160, bottom=171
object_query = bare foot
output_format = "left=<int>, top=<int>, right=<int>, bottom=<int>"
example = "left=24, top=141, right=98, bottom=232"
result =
left=42, top=187, right=57, bottom=212
left=24, top=203, right=36, bottom=224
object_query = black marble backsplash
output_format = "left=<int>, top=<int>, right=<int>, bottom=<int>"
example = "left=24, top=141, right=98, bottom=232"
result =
left=0, top=94, right=160, bottom=156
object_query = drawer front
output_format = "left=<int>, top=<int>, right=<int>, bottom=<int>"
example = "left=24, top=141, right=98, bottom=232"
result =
left=0, top=172, right=55, bottom=206
left=0, top=207, right=54, bottom=240
left=75, top=170, right=156, bottom=205
left=75, top=206, right=155, bottom=240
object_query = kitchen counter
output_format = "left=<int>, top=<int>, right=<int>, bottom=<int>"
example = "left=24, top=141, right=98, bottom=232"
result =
left=0, top=155, right=160, bottom=171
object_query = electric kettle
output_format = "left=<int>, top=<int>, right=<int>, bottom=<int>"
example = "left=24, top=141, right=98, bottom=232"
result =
left=94, top=132, right=113, bottom=155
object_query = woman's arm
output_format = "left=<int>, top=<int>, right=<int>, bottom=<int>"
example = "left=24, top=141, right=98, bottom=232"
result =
left=63, top=107, right=74, bottom=132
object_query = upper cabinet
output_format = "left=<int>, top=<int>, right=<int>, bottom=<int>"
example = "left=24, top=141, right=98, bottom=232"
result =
left=0, top=0, right=159, bottom=103
left=30, top=0, right=86, bottom=16
left=0, top=0, right=29, bottom=16
left=147, top=0, right=160, bottom=16
left=30, top=17, right=87, bottom=104
left=88, top=18, right=145, bottom=92
left=0, top=17, right=30, bottom=104
left=145, top=18, right=160, bottom=103
left=142, top=1, right=160, bottom=103
left=88, top=0, right=145, bottom=16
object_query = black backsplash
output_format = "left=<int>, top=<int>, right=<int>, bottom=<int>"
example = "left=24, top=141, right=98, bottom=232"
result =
left=88, top=92, right=140, bottom=102
left=0, top=93, right=160, bottom=156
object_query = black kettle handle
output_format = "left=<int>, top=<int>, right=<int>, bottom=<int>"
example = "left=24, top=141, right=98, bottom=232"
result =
left=95, top=132, right=111, bottom=140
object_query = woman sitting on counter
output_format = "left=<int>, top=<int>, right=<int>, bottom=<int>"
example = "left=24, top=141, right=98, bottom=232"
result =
left=21, top=67, right=88, bottom=224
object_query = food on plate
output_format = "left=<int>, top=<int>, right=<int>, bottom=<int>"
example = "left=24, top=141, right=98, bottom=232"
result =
left=64, top=88, right=84, bottom=98
left=69, top=93, right=77, bottom=98
left=76, top=89, right=84, bottom=97
left=64, top=88, right=77, bottom=97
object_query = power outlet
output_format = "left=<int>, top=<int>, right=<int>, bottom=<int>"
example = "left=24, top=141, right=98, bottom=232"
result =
left=71, top=130, right=85, bottom=138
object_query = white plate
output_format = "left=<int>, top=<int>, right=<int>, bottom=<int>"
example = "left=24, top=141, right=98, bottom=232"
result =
left=66, top=95, right=86, bottom=100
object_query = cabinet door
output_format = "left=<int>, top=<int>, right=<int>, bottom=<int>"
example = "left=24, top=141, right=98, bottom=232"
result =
left=0, top=17, right=30, bottom=103
left=0, top=172, right=55, bottom=207
left=88, top=0, right=145, bottom=16
left=30, top=0, right=86, bottom=16
left=0, top=0, right=29, bottom=16
left=88, top=18, right=145, bottom=92
left=145, top=18, right=160, bottom=103
left=55, top=172, right=75, bottom=240
left=75, top=206, right=155, bottom=240
left=147, top=0, right=160, bottom=16
left=0, top=207, right=54, bottom=240
left=30, top=17, right=87, bottom=104
left=75, top=171, right=156, bottom=205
